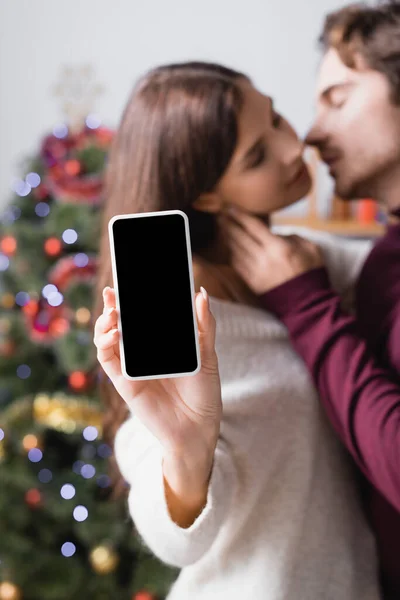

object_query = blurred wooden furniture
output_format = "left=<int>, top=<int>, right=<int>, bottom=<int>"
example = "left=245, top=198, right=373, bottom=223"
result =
left=271, top=148, right=385, bottom=238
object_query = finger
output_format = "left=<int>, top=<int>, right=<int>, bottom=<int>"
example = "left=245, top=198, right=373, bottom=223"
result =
left=94, top=307, right=118, bottom=342
left=96, top=328, right=122, bottom=379
left=229, top=250, right=251, bottom=280
left=224, top=206, right=274, bottom=246
left=282, top=234, right=304, bottom=244
left=96, top=327, right=119, bottom=352
left=195, top=289, right=218, bottom=371
left=102, top=286, right=116, bottom=313
left=223, top=218, right=259, bottom=257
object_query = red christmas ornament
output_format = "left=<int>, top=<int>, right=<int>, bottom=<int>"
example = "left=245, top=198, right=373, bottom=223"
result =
left=94, top=126, right=114, bottom=145
left=64, top=159, right=81, bottom=177
left=48, top=254, right=97, bottom=290
left=25, top=488, right=41, bottom=508
left=22, top=299, right=39, bottom=317
left=69, top=370, right=89, bottom=391
left=47, top=175, right=103, bottom=204
left=44, top=237, right=62, bottom=257
left=133, top=592, right=156, bottom=600
left=0, top=236, right=17, bottom=256
left=49, top=317, right=70, bottom=337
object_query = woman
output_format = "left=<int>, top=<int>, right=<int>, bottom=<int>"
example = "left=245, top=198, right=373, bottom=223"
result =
left=93, top=61, right=379, bottom=599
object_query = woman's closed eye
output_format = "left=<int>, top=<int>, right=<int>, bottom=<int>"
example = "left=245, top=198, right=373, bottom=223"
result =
left=249, top=144, right=266, bottom=168
left=272, top=112, right=282, bottom=128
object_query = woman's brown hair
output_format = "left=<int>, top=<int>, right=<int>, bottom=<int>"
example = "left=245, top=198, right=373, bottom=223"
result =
left=93, top=62, right=246, bottom=497
left=320, top=1, right=400, bottom=103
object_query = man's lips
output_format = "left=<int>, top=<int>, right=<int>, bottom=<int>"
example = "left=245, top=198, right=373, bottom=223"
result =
left=321, top=153, right=341, bottom=167
left=320, top=153, right=342, bottom=175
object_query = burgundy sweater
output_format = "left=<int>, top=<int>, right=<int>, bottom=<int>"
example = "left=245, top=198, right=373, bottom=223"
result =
left=260, top=216, right=400, bottom=599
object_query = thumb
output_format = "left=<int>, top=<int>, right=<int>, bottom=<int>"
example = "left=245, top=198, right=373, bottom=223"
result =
left=195, top=288, right=218, bottom=371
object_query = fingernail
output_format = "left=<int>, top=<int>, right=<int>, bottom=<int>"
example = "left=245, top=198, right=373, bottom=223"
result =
left=200, top=286, right=209, bottom=308
left=226, top=205, right=237, bottom=214
left=107, top=307, right=115, bottom=316
left=110, top=328, right=118, bottom=335
left=103, top=287, right=110, bottom=297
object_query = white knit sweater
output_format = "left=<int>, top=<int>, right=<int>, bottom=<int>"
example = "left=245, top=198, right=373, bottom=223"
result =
left=114, top=228, right=380, bottom=600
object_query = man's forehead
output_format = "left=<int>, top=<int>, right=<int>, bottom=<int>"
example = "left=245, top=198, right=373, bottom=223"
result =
left=315, top=48, right=358, bottom=98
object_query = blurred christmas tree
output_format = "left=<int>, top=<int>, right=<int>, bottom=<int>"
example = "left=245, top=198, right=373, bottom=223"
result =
left=0, top=66, right=178, bottom=600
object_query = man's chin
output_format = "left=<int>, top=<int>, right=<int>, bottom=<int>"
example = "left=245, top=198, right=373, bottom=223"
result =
left=333, top=177, right=361, bottom=201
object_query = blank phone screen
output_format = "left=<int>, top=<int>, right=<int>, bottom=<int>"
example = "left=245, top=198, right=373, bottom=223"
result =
left=110, top=212, right=199, bottom=379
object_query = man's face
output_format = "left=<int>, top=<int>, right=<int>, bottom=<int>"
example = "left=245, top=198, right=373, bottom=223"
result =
left=306, top=48, right=400, bottom=200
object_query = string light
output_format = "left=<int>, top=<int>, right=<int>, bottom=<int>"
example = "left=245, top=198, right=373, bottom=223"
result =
left=38, top=468, right=53, bottom=483
left=73, top=460, right=84, bottom=474
left=86, top=114, right=101, bottom=129
left=35, top=202, right=50, bottom=218
left=17, top=364, right=31, bottom=379
left=62, top=229, right=78, bottom=244
left=42, top=284, right=58, bottom=299
left=53, top=124, right=68, bottom=139
left=15, top=292, right=29, bottom=307
left=83, top=426, right=98, bottom=442
left=28, top=448, right=43, bottom=463
left=1, top=294, right=15, bottom=309
left=97, top=443, right=112, bottom=459
left=47, top=291, right=64, bottom=307
left=0, top=254, right=10, bottom=272
left=81, top=464, right=96, bottom=479
left=22, top=434, right=38, bottom=451
left=60, top=484, right=76, bottom=500
left=12, top=178, right=31, bottom=197
left=96, top=475, right=111, bottom=488
left=73, top=505, right=88, bottom=522
left=1, top=206, right=21, bottom=224
left=26, top=173, right=41, bottom=188
left=61, top=542, right=76, bottom=557
left=75, top=307, right=91, bottom=325
left=74, top=253, right=89, bottom=267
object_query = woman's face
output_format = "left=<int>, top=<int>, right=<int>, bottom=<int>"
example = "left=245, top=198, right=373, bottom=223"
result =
left=213, top=80, right=312, bottom=215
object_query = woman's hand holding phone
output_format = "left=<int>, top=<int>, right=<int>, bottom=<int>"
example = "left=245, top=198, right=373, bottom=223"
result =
left=93, top=285, right=222, bottom=527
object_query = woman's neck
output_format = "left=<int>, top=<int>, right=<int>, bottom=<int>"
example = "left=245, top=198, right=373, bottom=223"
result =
left=200, top=213, right=270, bottom=266
left=194, top=215, right=270, bottom=308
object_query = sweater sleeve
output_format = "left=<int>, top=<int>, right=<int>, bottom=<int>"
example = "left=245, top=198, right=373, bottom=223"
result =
left=113, top=415, right=238, bottom=568
left=259, top=267, right=400, bottom=512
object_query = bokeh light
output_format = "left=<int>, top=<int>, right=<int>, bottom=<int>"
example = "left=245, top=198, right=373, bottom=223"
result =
left=60, top=484, right=76, bottom=500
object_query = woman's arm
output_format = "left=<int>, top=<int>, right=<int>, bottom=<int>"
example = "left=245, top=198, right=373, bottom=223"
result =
left=114, top=415, right=238, bottom=568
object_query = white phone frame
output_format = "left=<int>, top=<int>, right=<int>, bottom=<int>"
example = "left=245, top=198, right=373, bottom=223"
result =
left=108, top=209, right=201, bottom=381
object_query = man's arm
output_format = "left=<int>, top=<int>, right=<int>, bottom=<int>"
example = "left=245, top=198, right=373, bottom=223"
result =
left=260, top=267, right=400, bottom=512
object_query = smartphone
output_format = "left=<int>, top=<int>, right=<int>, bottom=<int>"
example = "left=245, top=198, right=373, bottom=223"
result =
left=108, top=210, right=201, bottom=381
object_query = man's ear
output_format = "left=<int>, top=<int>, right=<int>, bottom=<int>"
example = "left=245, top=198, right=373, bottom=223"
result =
left=192, top=192, right=222, bottom=214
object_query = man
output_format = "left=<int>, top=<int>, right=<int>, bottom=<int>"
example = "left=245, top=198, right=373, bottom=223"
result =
left=220, top=2, right=400, bottom=598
